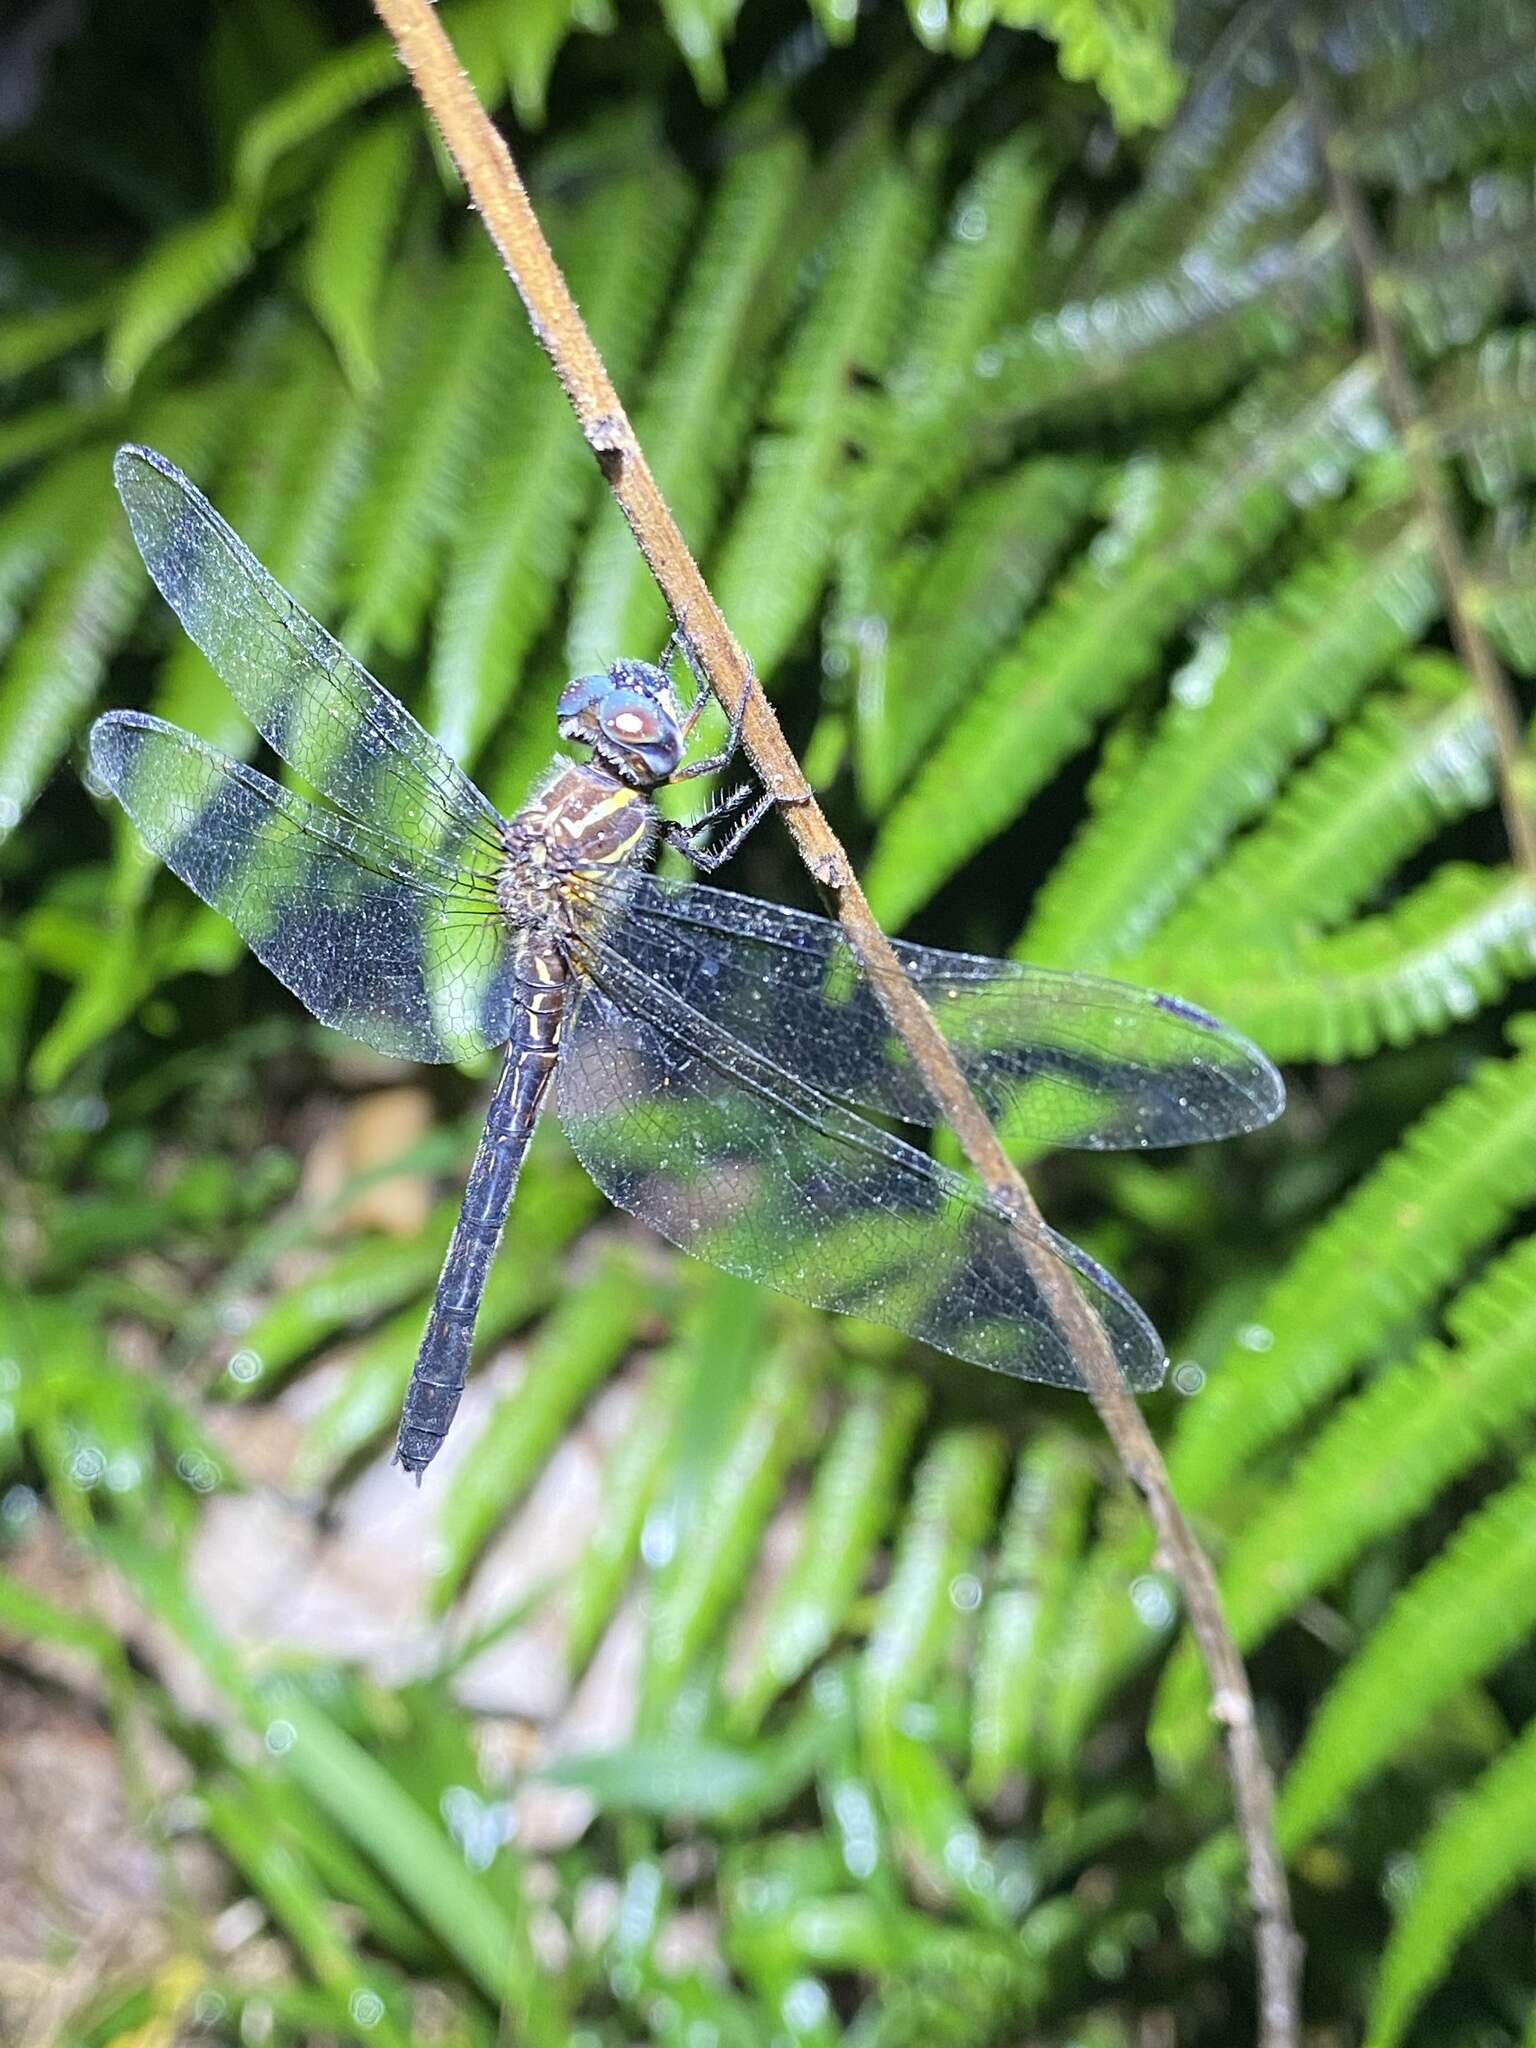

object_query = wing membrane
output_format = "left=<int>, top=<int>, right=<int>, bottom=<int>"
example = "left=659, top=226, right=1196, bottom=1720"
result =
left=112, top=445, right=505, bottom=865
left=557, top=937, right=1166, bottom=1393
left=89, top=711, right=515, bottom=1062
left=589, top=874, right=1283, bottom=1152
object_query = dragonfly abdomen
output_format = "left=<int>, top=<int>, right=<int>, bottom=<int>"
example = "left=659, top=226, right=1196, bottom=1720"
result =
left=393, top=947, right=567, bottom=1479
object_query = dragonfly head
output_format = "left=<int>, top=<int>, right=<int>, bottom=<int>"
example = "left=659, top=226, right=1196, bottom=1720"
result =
left=558, top=660, right=685, bottom=789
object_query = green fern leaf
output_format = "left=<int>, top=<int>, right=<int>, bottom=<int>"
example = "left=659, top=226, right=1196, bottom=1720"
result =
left=0, top=508, right=141, bottom=838
left=1023, top=501, right=1438, bottom=967
left=1277, top=1453, right=1536, bottom=1852
left=428, top=138, right=692, bottom=764
left=1149, top=1233, right=1536, bottom=1776
left=1344, top=5, right=1536, bottom=194
left=1072, top=9, right=1301, bottom=295
left=657, top=0, right=738, bottom=103
left=293, top=1162, right=598, bottom=1487
left=1155, top=655, right=1492, bottom=947
left=105, top=203, right=253, bottom=392
left=855, top=458, right=1100, bottom=813
left=499, top=0, right=583, bottom=127
left=1430, top=325, right=1536, bottom=503
left=728, top=1371, right=926, bottom=1737
left=0, top=443, right=114, bottom=654
left=341, top=238, right=521, bottom=659
left=430, top=1254, right=650, bottom=1610
left=865, top=353, right=1389, bottom=929
left=711, top=146, right=936, bottom=680
left=861, top=1427, right=1006, bottom=1723
left=640, top=1320, right=819, bottom=1729
left=301, top=112, right=416, bottom=392
left=969, top=215, right=1352, bottom=432
left=564, top=1346, right=689, bottom=1677
left=993, top=0, right=1182, bottom=131
left=1364, top=1715, right=1536, bottom=2048
left=565, top=127, right=809, bottom=676
left=1137, top=861, right=1536, bottom=1062
left=0, top=382, right=242, bottom=841
left=1391, top=168, right=1536, bottom=356
left=232, top=20, right=423, bottom=205
left=29, top=335, right=373, bottom=1085
left=1479, top=524, right=1536, bottom=670
left=1169, top=1026, right=1536, bottom=1509
left=841, top=129, right=1051, bottom=561
left=966, top=1434, right=1095, bottom=1802
left=0, top=288, right=117, bottom=383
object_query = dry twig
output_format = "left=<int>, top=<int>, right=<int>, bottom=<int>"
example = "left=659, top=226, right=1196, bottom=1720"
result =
left=369, top=3, right=1304, bottom=2037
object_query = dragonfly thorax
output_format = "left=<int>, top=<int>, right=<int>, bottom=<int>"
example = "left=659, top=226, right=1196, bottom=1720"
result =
left=500, top=761, right=657, bottom=933
left=557, top=659, right=685, bottom=789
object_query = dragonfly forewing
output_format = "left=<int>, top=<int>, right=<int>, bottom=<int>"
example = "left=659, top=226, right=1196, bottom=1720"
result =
left=112, top=445, right=506, bottom=873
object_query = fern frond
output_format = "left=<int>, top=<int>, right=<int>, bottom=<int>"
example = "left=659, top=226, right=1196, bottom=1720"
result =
left=26, top=334, right=374, bottom=1085
left=972, top=216, right=1352, bottom=431
left=301, top=112, right=416, bottom=393
left=1155, top=655, right=1492, bottom=947
left=727, top=1371, right=926, bottom=1737
left=0, top=501, right=140, bottom=826
left=1277, top=1454, right=1536, bottom=1852
left=966, top=1435, right=1095, bottom=1802
left=861, top=1427, right=1006, bottom=1724
left=0, top=443, right=114, bottom=653
left=1168, top=1027, right=1536, bottom=1509
left=640, top=1325, right=820, bottom=1729
left=105, top=203, right=253, bottom=392
left=842, top=129, right=1051, bottom=559
left=710, top=146, right=936, bottom=680
left=565, top=128, right=808, bottom=676
left=1390, top=168, right=1536, bottom=355
left=1363, top=1714, right=1536, bottom=2048
left=341, top=238, right=520, bottom=660
left=1430, top=325, right=1536, bottom=503
left=865, top=353, right=1389, bottom=929
left=564, top=1347, right=688, bottom=1676
left=430, top=1254, right=650, bottom=1610
left=1138, top=861, right=1536, bottom=1062
left=0, top=288, right=117, bottom=382
left=855, top=458, right=1100, bottom=812
left=498, top=0, right=588, bottom=127
left=1479, top=525, right=1536, bottom=670
left=429, top=139, right=692, bottom=764
left=1070, top=3, right=1293, bottom=292
left=1023, top=502, right=1437, bottom=968
left=294, top=1160, right=598, bottom=1486
left=0, top=383, right=242, bottom=838
left=1343, top=3, right=1536, bottom=193
left=232, top=21, right=418, bottom=206
left=991, top=0, right=1183, bottom=131
left=1149, top=1232, right=1536, bottom=1776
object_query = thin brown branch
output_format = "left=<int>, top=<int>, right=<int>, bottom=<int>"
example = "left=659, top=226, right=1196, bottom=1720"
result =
left=370, top=4, right=1303, bottom=2037
left=1291, top=7, right=1536, bottom=881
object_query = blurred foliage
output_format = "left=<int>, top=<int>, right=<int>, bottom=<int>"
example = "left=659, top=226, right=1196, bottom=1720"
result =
left=6, top=0, right=1536, bottom=2044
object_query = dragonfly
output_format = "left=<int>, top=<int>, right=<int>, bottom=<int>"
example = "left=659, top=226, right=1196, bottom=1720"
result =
left=89, top=446, right=1284, bottom=1479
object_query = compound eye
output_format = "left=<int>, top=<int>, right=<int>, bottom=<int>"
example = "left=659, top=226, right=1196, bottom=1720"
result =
left=606, top=701, right=661, bottom=746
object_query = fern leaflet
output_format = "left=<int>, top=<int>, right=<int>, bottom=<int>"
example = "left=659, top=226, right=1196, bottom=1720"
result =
left=1024, top=499, right=1438, bottom=967
left=1150, top=1233, right=1536, bottom=1776
left=1277, top=1452, right=1536, bottom=1851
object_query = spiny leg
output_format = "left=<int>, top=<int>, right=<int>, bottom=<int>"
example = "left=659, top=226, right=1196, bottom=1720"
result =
left=661, top=783, right=779, bottom=874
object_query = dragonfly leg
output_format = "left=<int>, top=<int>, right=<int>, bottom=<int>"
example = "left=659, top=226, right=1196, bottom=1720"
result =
left=670, top=657, right=755, bottom=782
left=662, top=784, right=778, bottom=873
